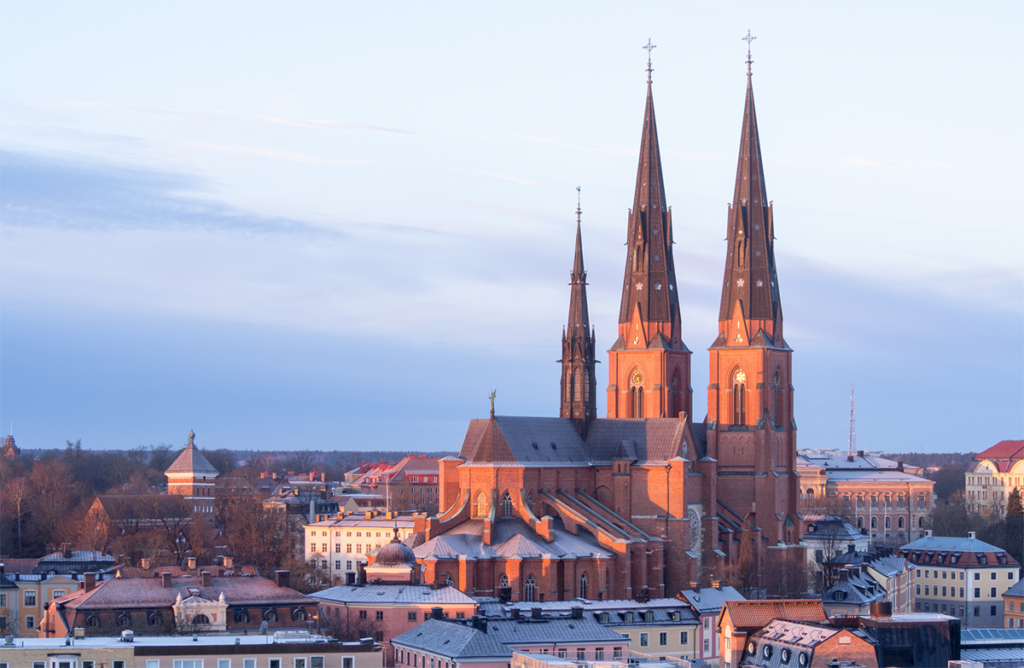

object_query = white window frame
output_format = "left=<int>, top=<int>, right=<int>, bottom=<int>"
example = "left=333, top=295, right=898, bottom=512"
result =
left=219, top=660, right=232, bottom=668
left=147, top=661, right=161, bottom=668
left=294, top=659, right=307, bottom=668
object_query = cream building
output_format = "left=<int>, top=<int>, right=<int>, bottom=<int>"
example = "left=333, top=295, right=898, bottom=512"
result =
left=966, top=440, right=1024, bottom=516
left=898, top=531, right=1020, bottom=628
left=304, top=512, right=416, bottom=584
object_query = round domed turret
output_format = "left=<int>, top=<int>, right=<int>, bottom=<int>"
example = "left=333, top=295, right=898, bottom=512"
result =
left=374, top=537, right=417, bottom=567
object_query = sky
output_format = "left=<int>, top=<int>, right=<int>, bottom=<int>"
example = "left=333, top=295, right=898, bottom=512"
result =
left=1, top=2, right=1021, bottom=455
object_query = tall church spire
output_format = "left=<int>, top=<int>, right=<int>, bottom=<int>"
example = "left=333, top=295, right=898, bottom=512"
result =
left=560, top=194, right=596, bottom=435
left=718, top=74, right=782, bottom=335
left=607, top=54, right=691, bottom=420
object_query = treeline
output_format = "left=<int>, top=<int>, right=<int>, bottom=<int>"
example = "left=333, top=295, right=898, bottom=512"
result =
left=0, top=443, right=455, bottom=560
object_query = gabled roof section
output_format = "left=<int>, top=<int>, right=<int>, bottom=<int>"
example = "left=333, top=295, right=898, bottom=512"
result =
left=586, top=418, right=690, bottom=465
left=393, top=619, right=512, bottom=660
left=166, top=431, right=219, bottom=477
left=722, top=599, right=825, bottom=631
left=974, top=440, right=1024, bottom=462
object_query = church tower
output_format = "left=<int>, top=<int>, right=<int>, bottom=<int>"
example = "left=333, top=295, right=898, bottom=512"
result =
left=705, top=55, right=799, bottom=544
left=166, top=429, right=220, bottom=528
left=559, top=201, right=597, bottom=437
left=607, top=61, right=692, bottom=419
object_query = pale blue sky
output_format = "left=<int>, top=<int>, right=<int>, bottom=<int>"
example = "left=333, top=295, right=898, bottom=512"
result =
left=1, top=2, right=1021, bottom=454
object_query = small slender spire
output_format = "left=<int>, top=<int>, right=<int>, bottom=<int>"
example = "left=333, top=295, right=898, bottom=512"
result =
left=576, top=185, right=582, bottom=224
left=643, top=39, right=657, bottom=85
left=743, top=30, right=756, bottom=76
left=489, top=389, right=497, bottom=418
left=560, top=198, right=597, bottom=434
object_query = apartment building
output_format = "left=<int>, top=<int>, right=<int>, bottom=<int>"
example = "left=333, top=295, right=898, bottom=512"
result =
left=304, top=513, right=416, bottom=584
left=966, top=440, right=1024, bottom=516
left=898, top=531, right=1020, bottom=627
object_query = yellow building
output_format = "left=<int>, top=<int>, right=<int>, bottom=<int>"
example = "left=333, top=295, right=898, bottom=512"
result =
left=966, top=440, right=1024, bottom=516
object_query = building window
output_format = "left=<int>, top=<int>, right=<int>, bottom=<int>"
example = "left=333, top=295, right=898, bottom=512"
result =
left=335, top=560, right=341, bottom=570
left=898, top=517, right=905, bottom=529
left=991, top=605, right=997, bottom=616
left=475, top=492, right=488, bottom=518
left=614, top=649, right=622, bottom=660
left=359, top=610, right=367, bottom=620
left=408, top=611, right=417, bottom=622
left=580, top=572, right=588, bottom=599
left=732, top=370, right=746, bottom=425
left=703, top=639, right=710, bottom=653
left=335, top=544, right=341, bottom=553
left=681, top=631, right=689, bottom=645
left=659, top=632, right=667, bottom=646
left=347, top=561, right=353, bottom=570
left=52, top=590, right=66, bottom=599
left=991, top=588, right=997, bottom=597
left=975, top=588, right=981, bottom=598
left=24, top=590, right=36, bottom=606
left=376, top=611, right=384, bottom=620
left=524, top=575, right=536, bottom=602
left=499, top=574, right=509, bottom=588
left=871, top=517, right=877, bottom=529
left=595, top=649, right=604, bottom=661
left=25, top=615, right=34, bottom=630
left=501, top=492, right=513, bottom=517
left=577, top=649, right=585, bottom=661
left=885, top=517, right=891, bottom=529
left=558, top=650, right=567, bottom=659
left=640, top=633, right=649, bottom=647
left=311, top=543, right=317, bottom=553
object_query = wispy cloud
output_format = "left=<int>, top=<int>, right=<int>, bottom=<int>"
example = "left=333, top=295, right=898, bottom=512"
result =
left=478, top=170, right=540, bottom=186
left=180, top=142, right=374, bottom=167
left=518, top=134, right=633, bottom=156
left=842, top=156, right=954, bottom=171
left=260, top=116, right=413, bottom=136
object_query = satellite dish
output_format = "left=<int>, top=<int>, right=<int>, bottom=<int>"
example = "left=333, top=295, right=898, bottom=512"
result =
left=260, top=621, right=269, bottom=635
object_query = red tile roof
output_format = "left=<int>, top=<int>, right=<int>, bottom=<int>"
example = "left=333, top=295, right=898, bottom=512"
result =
left=975, top=440, right=1024, bottom=462
left=723, top=599, right=826, bottom=631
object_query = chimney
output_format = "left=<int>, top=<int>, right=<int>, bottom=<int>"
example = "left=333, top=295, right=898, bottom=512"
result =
left=472, top=615, right=488, bottom=633
left=571, top=607, right=583, bottom=619
left=272, top=472, right=277, bottom=480
left=690, top=581, right=700, bottom=593
left=161, top=572, right=173, bottom=588
left=62, top=543, right=73, bottom=559
left=531, top=608, right=542, bottom=619
left=711, top=580, right=722, bottom=590
left=967, top=531, right=976, bottom=540
left=140, top=558, right=151, bottom=570
left=275, top=570, right=291, bottom=589
left=187, top=557, right=197, bottom=570
left=869, top=601, right=892, bottom=618
left=847, top=544, right=855, bottom=554
left=925, top=530, right=933, bottom=538
left=74, top=627, right=85, bottom=638
left=511, top=608, right=521, bottom=619
left=222, top=556, right=233, bottom=569
left=431, top=607, right=444, bottom=620
left=83, top=572, right=96, bottom=593
left=201, top=571, right=212, bottom=588
left=839, top=569, right=850, bottom=581
left=261, top=471, right=267, bottom=479
left=321, top=472, right=326, bottom=482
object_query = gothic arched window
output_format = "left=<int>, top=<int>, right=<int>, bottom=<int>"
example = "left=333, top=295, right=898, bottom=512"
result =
left=192, top=614, right=211, bottom=626
left=671, top=370, right=681, bottom=417
left=501, top=492, right=513, bottom=518
left=579, top=572, right=588, bottom=599
left=629, top=368, right=644, bottom=418
left=475, top=492, right=488, bottom=518
left=733, top=370, right=746, bottom=425
left=773, top=369, right=783, bottom=426
left=524, top=575, right=536, bottom=602
left=499, top=574, right=509, bottom=588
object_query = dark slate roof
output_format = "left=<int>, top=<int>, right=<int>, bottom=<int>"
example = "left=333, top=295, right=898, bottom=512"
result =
left=483, top=616, right=628, bottom=645
left=0, top=572, right=17, bottom=589
left=1003, top=579, right=1024, bottom=598
left=898, top=535, right=1018, bottom=567
left=824, top=570, right=886, bottom=606
left=678, top=586, right=745, bottom=615
left=458, top=416, right=697, bottom=468
left=393, top=619, right=512, bottom=660
left=166, top=443, right=220, bottom=477
left=414, top=517, right=612, bottom=561
left=801, top=516, right=863, bottom=543
left=61, top=573, right=311, bottom=610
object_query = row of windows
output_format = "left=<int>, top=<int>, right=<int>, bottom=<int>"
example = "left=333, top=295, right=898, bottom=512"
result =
left=855, top=516, right=923, bottom=530
left=17, top=589, right=65, bottom=607
left=634, top=631, right=691, bottom=647
left=0, top=614, right=34, bottom=630
left=916, top=569, right=1014, bottom=582
left=917, top=584, right=1001, bottom=599
left=915, top=602, right=999, bottom=618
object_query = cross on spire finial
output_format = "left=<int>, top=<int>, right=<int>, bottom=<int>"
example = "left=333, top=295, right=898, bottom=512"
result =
left=576, top=186, right=582, bottom=224
left=643, top=39, right=657, bottom=84
left=742, top=30, right=757, bottom=76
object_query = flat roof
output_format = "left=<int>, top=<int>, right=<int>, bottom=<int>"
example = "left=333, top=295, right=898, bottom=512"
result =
left=5, top=634, right=376, bottom=651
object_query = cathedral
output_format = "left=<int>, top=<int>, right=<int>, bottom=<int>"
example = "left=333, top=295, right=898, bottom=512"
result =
left=408, top=54, right=802, bottom=602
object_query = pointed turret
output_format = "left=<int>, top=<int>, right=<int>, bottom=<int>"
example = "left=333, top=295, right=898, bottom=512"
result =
left=560, top=203, right=597, bottom=435
left=718, top=75, right=782, bottom=339
left=617, top=81, right=681, bottom=331
left=606, top=63, right=691, bottom=420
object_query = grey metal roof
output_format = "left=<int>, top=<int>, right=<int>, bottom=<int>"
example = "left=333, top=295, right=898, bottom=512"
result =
left=414, top=517, right=613, bottom=561
left=393, top=619, right=512, bottom=660
left=476, top=599, right=699, bottom=627
left=960, top=648, right=1024, bottom=665
left=311, top=583, right=476, bottom=606
left=678, top=586, right=745, bottom=615
left=483, top=616, right=629, bottom=645
left=900, top=534, right=1009, bottom=554
left=1003, top=579, right=1024, bottom=598
left=165, top=443, right=220, bottom=476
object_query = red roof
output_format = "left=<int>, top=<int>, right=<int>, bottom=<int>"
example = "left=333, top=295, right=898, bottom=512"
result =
left=975, top=440, right=1024, bottom=462
left=722, top=599, right=826, bottom=631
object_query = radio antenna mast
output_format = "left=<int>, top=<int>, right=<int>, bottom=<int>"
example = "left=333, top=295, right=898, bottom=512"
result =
left=848, top=386, right=856, bottom=458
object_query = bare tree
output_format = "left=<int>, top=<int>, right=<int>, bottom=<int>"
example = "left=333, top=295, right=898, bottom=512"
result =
left=2, top=477, right=30, bottom=557
left=173, top=606, right=212, bottom=635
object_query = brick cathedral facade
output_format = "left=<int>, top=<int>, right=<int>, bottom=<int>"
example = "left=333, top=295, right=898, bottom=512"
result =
left=407, top=62, right=802, bottom=602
